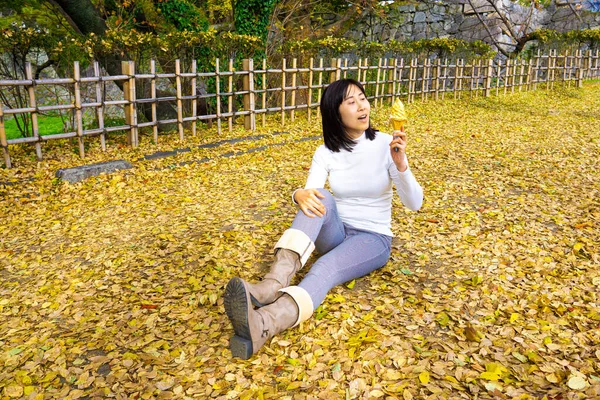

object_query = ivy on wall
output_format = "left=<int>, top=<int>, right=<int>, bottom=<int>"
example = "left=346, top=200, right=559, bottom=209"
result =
left=233, top=0, right=277, bottom=55
left=156, top=0, right=209, bottom=32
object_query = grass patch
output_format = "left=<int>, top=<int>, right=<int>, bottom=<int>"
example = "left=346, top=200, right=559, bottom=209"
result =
left=3, top=114, right=127, bottom=140
left=4, top=114, right=65, bottom=140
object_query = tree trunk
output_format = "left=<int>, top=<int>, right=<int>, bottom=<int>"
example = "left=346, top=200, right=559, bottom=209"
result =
left=48, top=0, right=124, bottom=83
left=46, top=0, right=181, bottom=130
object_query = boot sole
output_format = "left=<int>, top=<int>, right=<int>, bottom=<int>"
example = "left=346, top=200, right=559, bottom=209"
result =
left=224, top=277, right=253, bottom=359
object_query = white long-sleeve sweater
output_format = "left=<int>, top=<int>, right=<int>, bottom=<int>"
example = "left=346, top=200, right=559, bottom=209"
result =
left=303, top=132, right=423, bottom=237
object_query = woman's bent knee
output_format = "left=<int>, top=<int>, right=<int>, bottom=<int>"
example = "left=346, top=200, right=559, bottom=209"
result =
left=316, top=189, right=335, bottom=206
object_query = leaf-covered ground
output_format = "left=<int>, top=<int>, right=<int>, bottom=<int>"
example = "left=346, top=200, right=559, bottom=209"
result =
left=1, top=83, right=599, bottom=399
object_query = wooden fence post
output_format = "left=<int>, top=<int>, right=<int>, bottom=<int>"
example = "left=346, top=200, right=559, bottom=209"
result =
left=228, top=58, right=233, bottom=132
left=242, top=58, right=256, bottom=130
left=73, top=61, right=85, bottom=157
left=262, top=59, right=267, bottom=128
left=408, top=58, right=415, bottom=103
left=585, top=50, right=592, bottom=80
left=441, top=58, right=448, bottom=99
left=577, top=50, right=584, bottom=88
left=0, top=104, right=11, bottom=168
left=343, top=58, right=349, bottom=79
left=381, top=58, right=388, bottom=106
left=454, top=59, right=461, bottom=99
left=389, top=58, right=397, bottom=103
left=308, top=58, right=314, bottom=124
left=504, top=59, right=510, bottom=95
left=526, top=59, right=532, bottom=91
left=191, top=60, right=198, bottom=136
left=93, top=61, right=106, bottom=150
left=122, top=61, right=138, bottom=147
left=433, top=58, right=440, bottom=101
left=485, top=58, right=493, bottom=97
left=25, top=63, right=43, bottom=160
left=330, top=58, right=338, bottom=83
left=291, top=58, right=297, bottom=122
left=215, top=59, right=221, bottom=134
left=280, top=58, right=286, bottom=126
left=549, top=50, right=556, bottom=90
left=362, top=58, right=369, bottom=88
left=175, top=60, right=184, bottom=140
left=518, top=59, right=524, bottom=92
left=316, top=58, right=324, bottom=118
left=563, top=51, right=568, bottom=86
left=533, top=50, right=540, bottom=90
left=375, top=58, right=382, bottom=106
left=150, top=60, right=158, bottom=143
left=421, top=58, right=429, bottom=101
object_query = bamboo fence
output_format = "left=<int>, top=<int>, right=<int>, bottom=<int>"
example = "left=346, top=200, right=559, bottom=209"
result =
left=0, top=49, right=599, bottom=168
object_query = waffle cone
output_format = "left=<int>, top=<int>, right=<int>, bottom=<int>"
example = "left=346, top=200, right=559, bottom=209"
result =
left=391, top=120, right=405, bottom=130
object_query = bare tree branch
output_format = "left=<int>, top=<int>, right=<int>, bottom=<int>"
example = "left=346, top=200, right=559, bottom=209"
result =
left=565, top=0, right=584, bottom=24
left=468, top=0, right=510, bottom=57
left=34, top=59, right=55, bottom=79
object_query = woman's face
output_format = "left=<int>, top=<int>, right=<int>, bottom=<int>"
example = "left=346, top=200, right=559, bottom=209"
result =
left=338, top=84, right=370, bottom=139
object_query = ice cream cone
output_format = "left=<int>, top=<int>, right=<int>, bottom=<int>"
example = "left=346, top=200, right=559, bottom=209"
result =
left=390, top=98, right=407, bottom=132
left=390, top=99, right=407, bottom=152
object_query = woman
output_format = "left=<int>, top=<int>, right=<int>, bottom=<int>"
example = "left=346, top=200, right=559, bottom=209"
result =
left=224, top=78, right=423, bottom=359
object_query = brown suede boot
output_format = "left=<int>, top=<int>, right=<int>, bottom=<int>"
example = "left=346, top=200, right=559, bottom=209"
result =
left=224, top=277, right=313, bottom=359
left=248, top=229, right=314, bottom=307
left=248, top=249, right=300, bottom=307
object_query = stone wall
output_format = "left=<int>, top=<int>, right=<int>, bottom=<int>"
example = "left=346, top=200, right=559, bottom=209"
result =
left=349, top=0, right=600, bottom=53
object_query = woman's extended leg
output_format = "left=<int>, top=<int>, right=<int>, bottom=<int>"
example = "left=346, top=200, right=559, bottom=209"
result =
left=224, top=190, right=350, bottom=359
left=247, top=189, right=346, bottom=306
left=297, top=227, right=392, bottom=309
left=224, top=226, right=391, bottom=359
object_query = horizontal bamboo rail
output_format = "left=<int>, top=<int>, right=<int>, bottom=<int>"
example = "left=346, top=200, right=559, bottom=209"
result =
left=0, top=49, right=599, bottom=168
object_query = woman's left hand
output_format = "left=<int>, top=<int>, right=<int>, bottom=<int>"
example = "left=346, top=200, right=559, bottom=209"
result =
left=390, top=129, right=408, bottom=172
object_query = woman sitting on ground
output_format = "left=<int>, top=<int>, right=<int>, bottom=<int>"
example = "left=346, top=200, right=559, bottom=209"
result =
left=224, top=78, right=424, bottom=359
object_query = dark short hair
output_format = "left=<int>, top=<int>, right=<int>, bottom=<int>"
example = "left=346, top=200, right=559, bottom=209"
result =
left=320, top=78, right=377, bottom=152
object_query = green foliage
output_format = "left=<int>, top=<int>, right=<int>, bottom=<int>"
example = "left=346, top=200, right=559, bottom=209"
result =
left=529, top=29, right=561, bottom=44
left=286, top=36, right=495, bottom=61
left=391, top=38, right=496, bottom=60
left=358, top=42, right=385, bottom=58
left=0, top=26, right=262, bottom=71
left=156, top=0, right=209, bottom=32
left=524, top=28, right=600, bottom=58
left=514, top=0, right=553, bottom=8
left=233, top=0, right=277, bottom=51
left=286, top=36, right=357, bottom=59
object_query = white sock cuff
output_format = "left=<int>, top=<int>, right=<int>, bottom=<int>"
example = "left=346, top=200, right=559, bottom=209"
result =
left=274, top=229, right=315, bottom=266
left=278, top=286, right=314, bottom=327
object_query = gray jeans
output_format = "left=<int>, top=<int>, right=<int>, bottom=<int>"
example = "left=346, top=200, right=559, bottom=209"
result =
left=291, top=189, right=392, bottom=309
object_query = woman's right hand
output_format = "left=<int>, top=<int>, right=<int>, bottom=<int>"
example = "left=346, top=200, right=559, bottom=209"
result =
left=294, top=188, right=326, bottom=218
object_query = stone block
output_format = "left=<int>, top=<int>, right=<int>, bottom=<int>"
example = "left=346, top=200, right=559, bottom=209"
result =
left=459, top=15, right=482, bottom=30
left=56, top=160, right=133, bottom=183
left=413, top=22, right=427, bottom=34
left=414, top=23, right=428, bottom=39
left=433, top=4, right=447, bottom=14
left=414, top=11, right=427, bottom=23
left=397, top=4, right=416, bottom=13
left=430, top=22, right=445, bottom=33
left=429, top=13, right=445, bottom=22
left=464, top=0, right=496, bottom=14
